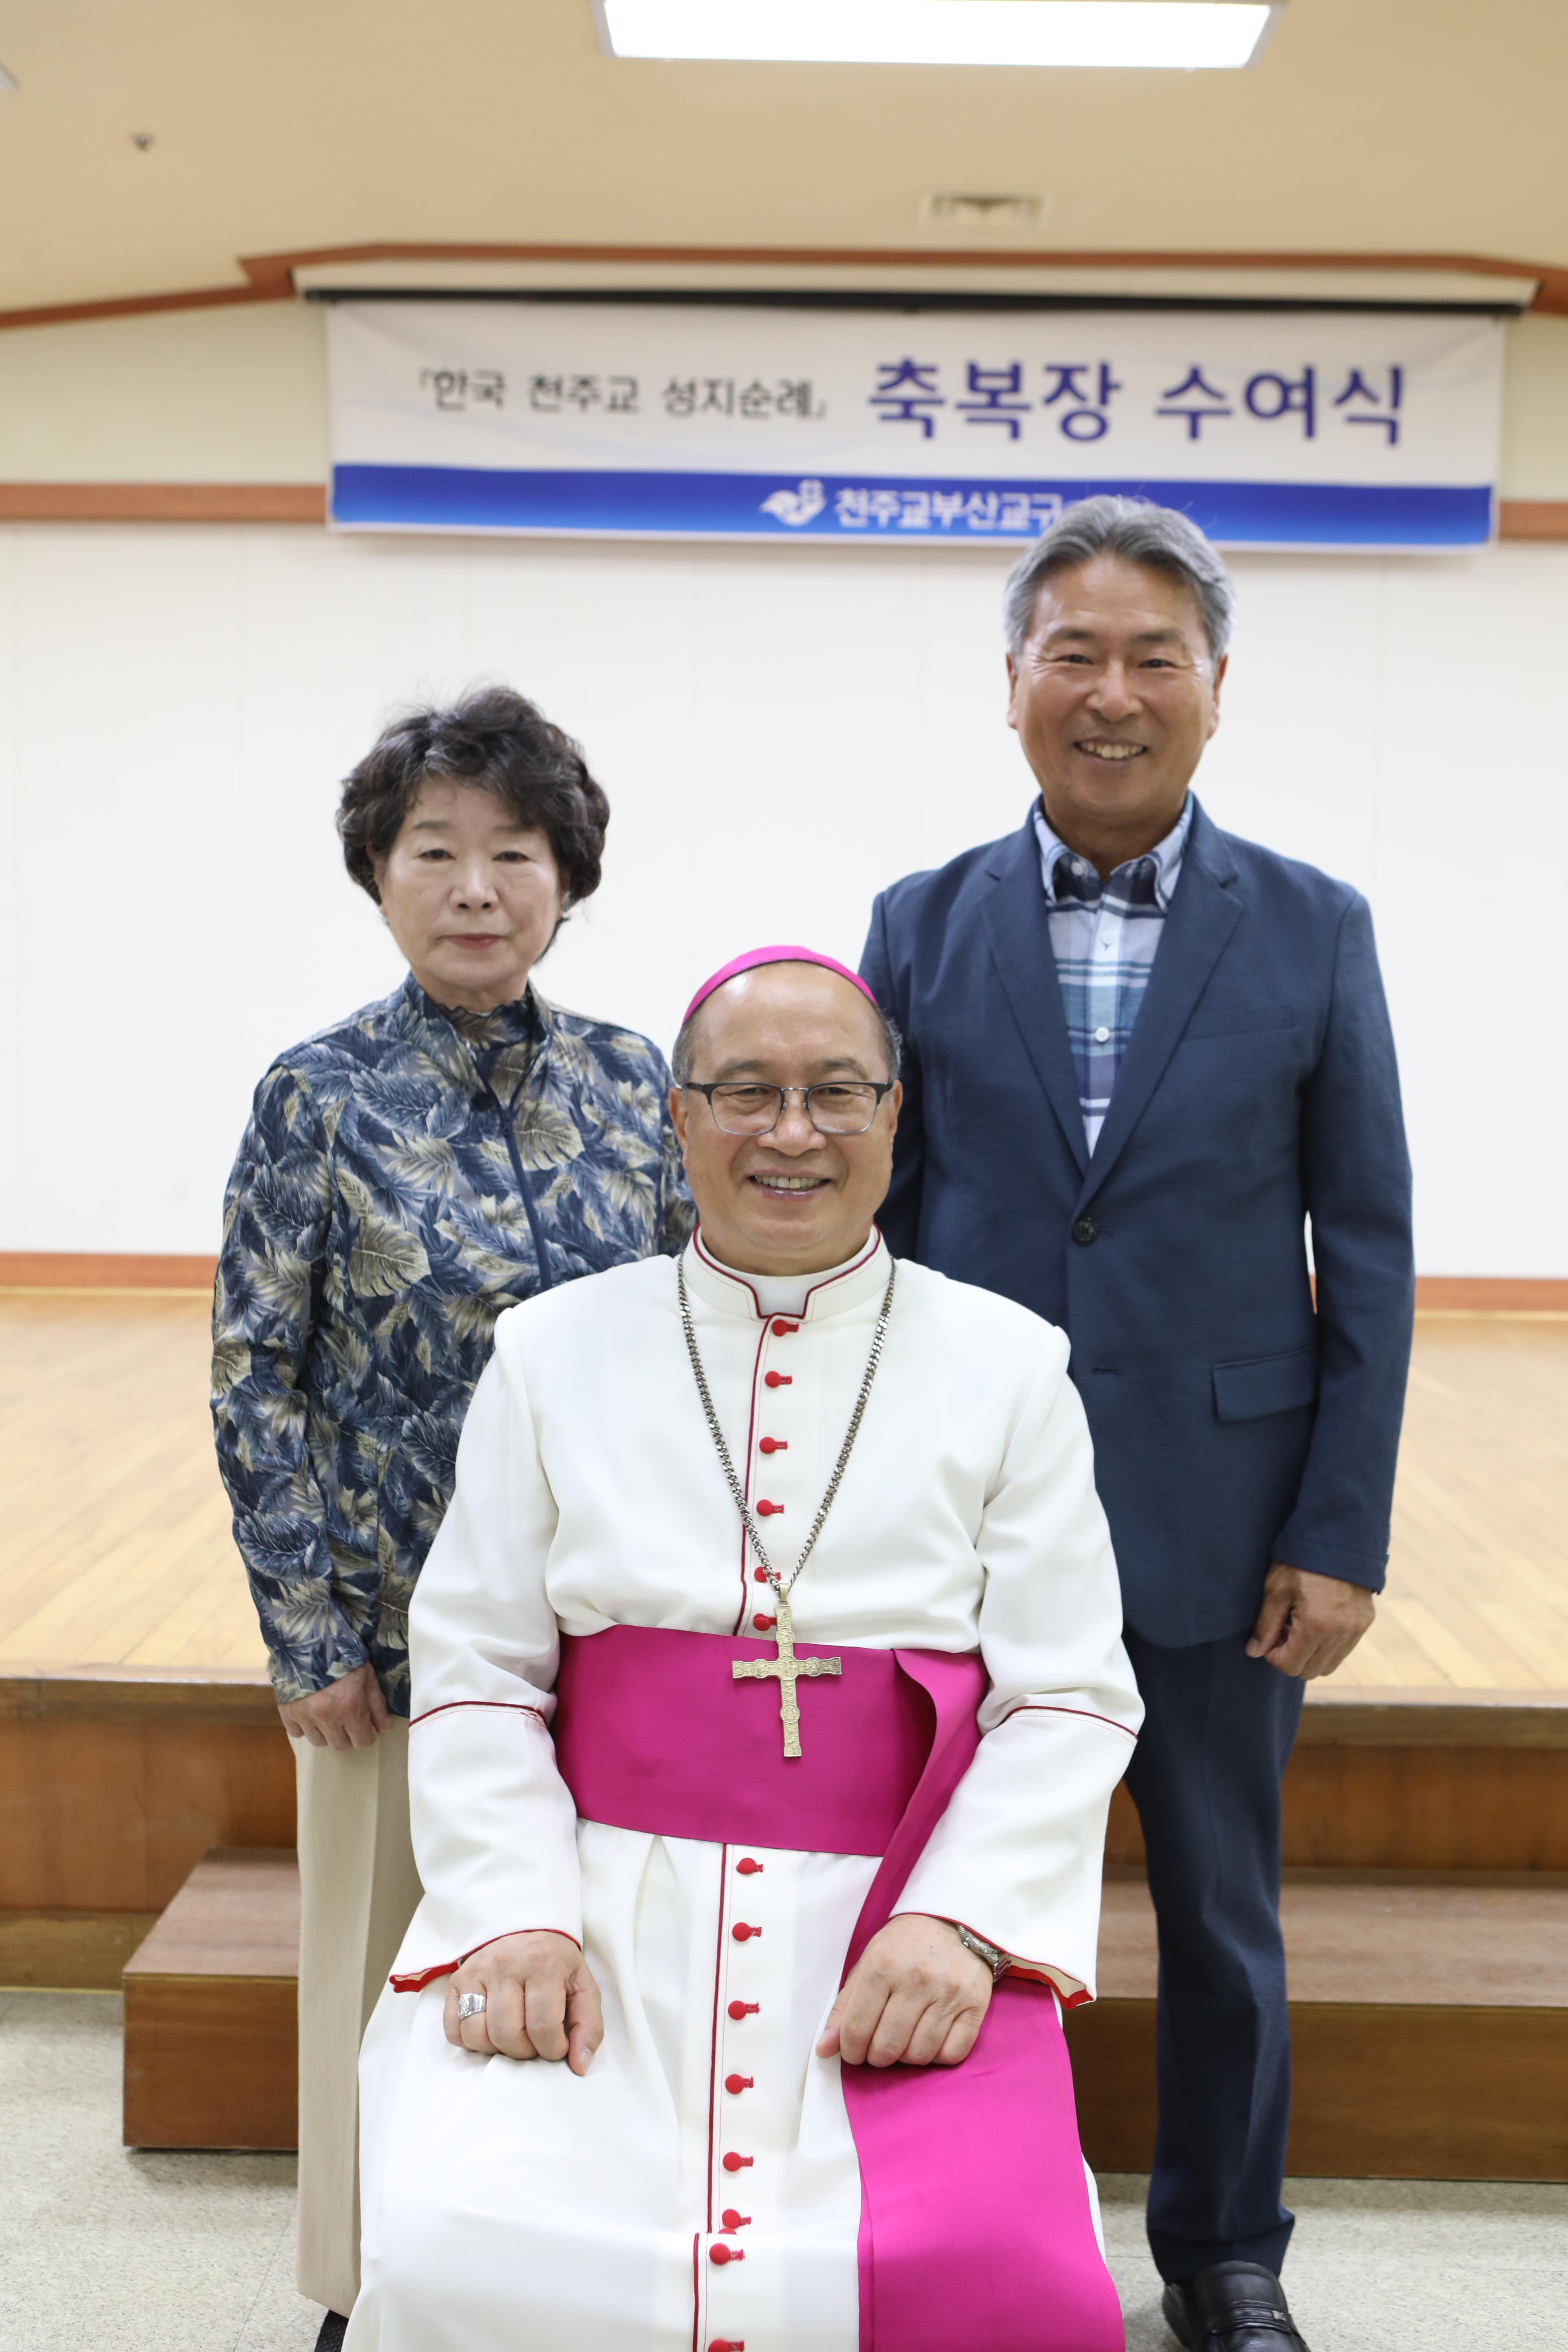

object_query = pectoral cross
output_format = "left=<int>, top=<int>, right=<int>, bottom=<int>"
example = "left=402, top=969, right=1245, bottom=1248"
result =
left=733, top=1588, right=841, bottom=1759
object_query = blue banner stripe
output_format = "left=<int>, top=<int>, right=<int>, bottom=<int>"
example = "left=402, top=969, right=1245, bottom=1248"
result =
left=331, top=464, right=1492, bottom=548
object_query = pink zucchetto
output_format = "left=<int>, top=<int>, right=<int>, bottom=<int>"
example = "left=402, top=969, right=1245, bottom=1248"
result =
left=681, top=945, right=882, bottom=1027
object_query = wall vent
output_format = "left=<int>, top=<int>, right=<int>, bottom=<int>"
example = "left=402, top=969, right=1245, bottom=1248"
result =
left=922, top=192, right=1050, bottom=233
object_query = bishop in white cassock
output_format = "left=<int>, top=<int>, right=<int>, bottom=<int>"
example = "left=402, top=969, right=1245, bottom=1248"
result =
left=348, top=945, right=1144, bottom=2352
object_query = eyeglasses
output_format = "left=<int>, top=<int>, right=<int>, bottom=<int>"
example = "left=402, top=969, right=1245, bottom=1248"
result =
left=685, top=1081, right=894, bottom=1137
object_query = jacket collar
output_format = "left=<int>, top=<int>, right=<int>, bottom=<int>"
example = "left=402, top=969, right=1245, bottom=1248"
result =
left=1073, top=796, right=1242, bottom=1205
left=981, top=811, right=1092, bottom=1177
left=981, top=795, right=1244, bottom=1203
left=390, top=971, right=551, bottom=1099
left=1034, top=790, right=1193, bottom=913
left=683, top=1227, right=891, bottom=1322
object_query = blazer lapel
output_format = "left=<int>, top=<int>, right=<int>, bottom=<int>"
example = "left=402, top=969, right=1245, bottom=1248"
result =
left=1077, top=798, right=1244, bottom=1207
left=981, top=815, right=1090, bottom=1178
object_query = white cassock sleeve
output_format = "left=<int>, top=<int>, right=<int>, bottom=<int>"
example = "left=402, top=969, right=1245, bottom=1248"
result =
left=890, top=1327, right=1143, bottom=2005
left=393, top=1325, right=584, bottom=1980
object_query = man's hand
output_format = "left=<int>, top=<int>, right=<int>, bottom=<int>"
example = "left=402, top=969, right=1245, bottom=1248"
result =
left=278, top=1660, right=389, bottom=1749
left=1246, top=1562, right=1376, bottom=1679
left=816, top=1914, right=993, bottom=2070
left=443, top=1931, right=603, bottom=2075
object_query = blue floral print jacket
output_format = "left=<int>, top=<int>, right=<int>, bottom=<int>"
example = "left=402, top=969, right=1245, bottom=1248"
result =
left=212, top=972, right=692, bottom=1713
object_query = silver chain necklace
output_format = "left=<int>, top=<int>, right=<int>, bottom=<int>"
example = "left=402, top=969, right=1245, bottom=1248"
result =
left=677, top=1253, right=896, bottom=1610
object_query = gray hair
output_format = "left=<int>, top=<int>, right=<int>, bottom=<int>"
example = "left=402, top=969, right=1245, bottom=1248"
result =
left=1002, top=495, right=1237, bottom=664
left=672, top=994, right=902, bottom=1086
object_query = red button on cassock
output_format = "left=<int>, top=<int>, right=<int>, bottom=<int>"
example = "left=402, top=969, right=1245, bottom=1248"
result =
left=754, top=1568, right=770, bottom=1583
left=722, top=2151, right=753, bottom=2172
left=755, top=1500, right=783, bottom=1517
left=709, top=2244, right=746, bottom=2265
left=764, top=1372, right=792, bottom=1389
left=708, top=2341, right=746, bottom=2351
left=720, top=2210, right=751, bottom=2231
left=771, top=1319, right=799, bottom=1336
left=725, top=2074, right=754, bottom=2094
left=751, top=1614, right=775, bottom=1633
left=732, top=1923, right=761, bottom=1941
left=727, top=1998, right=760, bottom=2019
left=759, top=1437, right=787, bottom=1454
left=736, top=1858, right=764, bottom=1876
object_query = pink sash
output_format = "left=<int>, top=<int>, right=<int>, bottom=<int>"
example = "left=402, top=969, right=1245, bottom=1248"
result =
left=554, top=1627, right=1123, bottom=2352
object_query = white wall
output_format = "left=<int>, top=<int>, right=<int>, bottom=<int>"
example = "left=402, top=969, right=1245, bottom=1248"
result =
left=0, top=519, right=1561, bottom=1274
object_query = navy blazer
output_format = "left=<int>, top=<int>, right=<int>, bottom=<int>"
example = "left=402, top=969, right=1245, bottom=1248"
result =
left=861, top=797, right=1415, bottom=1647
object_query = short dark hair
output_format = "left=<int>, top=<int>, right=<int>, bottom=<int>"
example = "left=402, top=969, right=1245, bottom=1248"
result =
left=337, top=685, right=610, bottom=916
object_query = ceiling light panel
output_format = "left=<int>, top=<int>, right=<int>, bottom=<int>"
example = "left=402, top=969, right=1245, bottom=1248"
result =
left=595, top=1, right=1280, bottom=71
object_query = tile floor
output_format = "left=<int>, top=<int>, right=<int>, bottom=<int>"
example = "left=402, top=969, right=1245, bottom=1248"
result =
left=0, top=1990, right=318, bottom=2352
left=1097, top=2171, right=1567, bottom=2351
left=2, top=1990, right=1562, bottom=2351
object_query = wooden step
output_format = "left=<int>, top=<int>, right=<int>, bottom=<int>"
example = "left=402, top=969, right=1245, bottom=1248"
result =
left=120, top=1849, right=1568, bottom=2181
left=0, top=1670, right=295, bottom=1988
left=1065, top=1868, right=1568, bottom=2181
left=122, top=1845, right=299, bottom=2150
left=1107, top=1689, right=1568, bottom=1872
left=4, top=1676, right=1564, bottom=1986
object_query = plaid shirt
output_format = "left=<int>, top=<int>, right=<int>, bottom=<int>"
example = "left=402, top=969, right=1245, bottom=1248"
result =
left=1034, top=794, right=1193, bottom=1153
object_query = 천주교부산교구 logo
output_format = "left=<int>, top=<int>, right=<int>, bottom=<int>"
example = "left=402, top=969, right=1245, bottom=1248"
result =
left=760, top=478, right=826, bottom=527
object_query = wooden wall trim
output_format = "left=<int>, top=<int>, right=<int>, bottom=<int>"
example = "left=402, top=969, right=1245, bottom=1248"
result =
left=0, top=281, right=286, bottom=335
left=2, top=486, right=1564, bottom=537
left=0, top=239, right=1563, bottom=335
left=0, top=1251, right=218, bottom=1289
left=1, top=1253, right=1561, bottom=1307
left=1415, top=1275, right=1568, bottom=1312
left=235, top=240, right=1568, bottom=308
left=1497, top=501, right=1568, bottom=541
left=0, top=484, right=326, bottom=524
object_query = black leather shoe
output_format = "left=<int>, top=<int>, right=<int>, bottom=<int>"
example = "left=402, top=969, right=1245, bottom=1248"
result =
left=1162, top=2263, right=1310, bottom=2352
left=313, top=2316, right=348, bottom=2352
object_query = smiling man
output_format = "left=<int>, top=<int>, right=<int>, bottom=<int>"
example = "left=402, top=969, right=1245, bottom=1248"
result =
left=860, top=499, right=1416, bottom=2352
left=345, top=946, right=1143, bottom=2352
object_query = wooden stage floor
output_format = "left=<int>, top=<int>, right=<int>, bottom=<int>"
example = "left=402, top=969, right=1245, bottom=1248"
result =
left=0, top=1292, right=1565, bottom=1694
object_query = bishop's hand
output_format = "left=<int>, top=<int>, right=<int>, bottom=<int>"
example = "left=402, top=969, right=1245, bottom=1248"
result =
left=816, top=1913, right=993, bottom=2070
left=443, top=1930, right=604, bottom=2075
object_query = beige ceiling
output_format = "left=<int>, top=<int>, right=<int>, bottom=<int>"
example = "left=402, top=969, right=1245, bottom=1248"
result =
left=0, top=0, right=1563, bottom=316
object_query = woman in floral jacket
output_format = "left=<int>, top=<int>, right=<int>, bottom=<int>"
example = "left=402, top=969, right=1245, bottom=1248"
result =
left=212, top=685, right=691, bottom=2340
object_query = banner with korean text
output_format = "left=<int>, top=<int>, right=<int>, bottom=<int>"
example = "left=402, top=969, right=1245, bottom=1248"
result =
left=327, top=301, right=1504, bottom=551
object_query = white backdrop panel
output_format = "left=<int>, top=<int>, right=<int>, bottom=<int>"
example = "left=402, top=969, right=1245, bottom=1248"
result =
left=0, top=523, right=1559, bottom=1275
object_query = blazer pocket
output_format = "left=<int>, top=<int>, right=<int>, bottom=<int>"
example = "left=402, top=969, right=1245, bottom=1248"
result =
left=1183, top=1010, right=1310, bottom=1040
left=1212, top=1347, right=1319, bottom=1422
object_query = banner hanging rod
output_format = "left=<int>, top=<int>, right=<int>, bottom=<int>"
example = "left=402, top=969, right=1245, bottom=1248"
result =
left=304, top=286, right=1527, bottom=317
